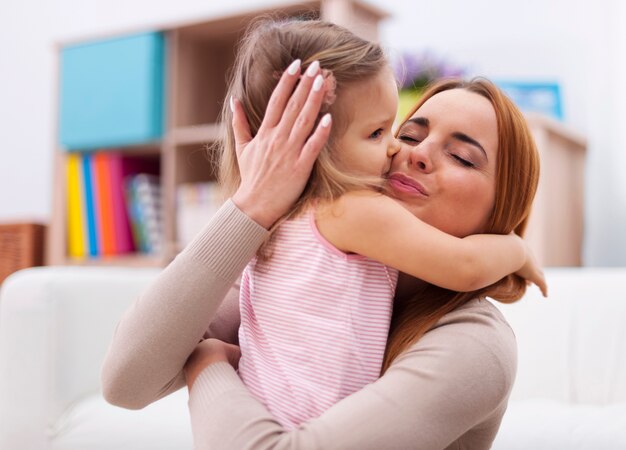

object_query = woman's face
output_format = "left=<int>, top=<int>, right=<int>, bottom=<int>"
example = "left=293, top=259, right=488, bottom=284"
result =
left=388, top=88, right=498, bottom=237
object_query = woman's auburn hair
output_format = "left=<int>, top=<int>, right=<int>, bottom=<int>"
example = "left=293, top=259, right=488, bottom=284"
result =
left=216, top=18, right=390, bottom=242
left=381, top=78, right=541, bottom=373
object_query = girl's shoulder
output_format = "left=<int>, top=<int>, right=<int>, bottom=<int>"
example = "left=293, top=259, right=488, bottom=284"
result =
left=316, top=189, right=398, bottom=220
left=314, top=189, right=423, bottom=257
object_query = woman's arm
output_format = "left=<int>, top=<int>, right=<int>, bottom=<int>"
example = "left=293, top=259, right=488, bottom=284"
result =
left=186, top=300, right=517, bottom=450
left=101, top=59, right=333, bottom=409
left=101, top=201, right=269, bottom=409
left=317, top=192, right=546, bottom=294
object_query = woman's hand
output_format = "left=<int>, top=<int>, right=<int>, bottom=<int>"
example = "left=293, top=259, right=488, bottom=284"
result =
left=515, top=240, right=548, bottom=297
left=231, top=59, right=333, bottom=229
left=184, top=339, right=241, bottom=391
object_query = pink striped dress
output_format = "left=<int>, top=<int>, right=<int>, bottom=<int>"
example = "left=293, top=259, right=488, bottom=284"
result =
left=237, top=208, right=398, bottom=429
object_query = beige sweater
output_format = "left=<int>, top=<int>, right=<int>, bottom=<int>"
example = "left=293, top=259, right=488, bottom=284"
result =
left=101, top=199, right=517, bottom=450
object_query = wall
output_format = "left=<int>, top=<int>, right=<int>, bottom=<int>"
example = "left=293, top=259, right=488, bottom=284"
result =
left=0, top=0, right=623, bottom=265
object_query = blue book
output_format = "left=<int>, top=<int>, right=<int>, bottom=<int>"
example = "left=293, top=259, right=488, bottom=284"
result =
left=82, top=153, right=99, bottom=256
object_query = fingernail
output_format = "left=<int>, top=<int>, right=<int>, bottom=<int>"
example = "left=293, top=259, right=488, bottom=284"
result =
left=320, top=113, right=331, bottom=128
left=287, top=59, right=301, bottom=75
left=229, top=96, right=235, bottom=113
left=306, top=60, right=320, bottom=77
left=312, top=74, right=324, bottom=92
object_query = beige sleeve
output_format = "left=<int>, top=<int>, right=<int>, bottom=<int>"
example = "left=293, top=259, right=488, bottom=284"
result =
left=100, top=200, right=268, bottom=410
left=187, top=301, right=517, bottom=450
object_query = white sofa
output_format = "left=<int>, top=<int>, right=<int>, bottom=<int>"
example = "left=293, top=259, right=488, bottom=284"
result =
left=0, top=266, right=625, bottom=449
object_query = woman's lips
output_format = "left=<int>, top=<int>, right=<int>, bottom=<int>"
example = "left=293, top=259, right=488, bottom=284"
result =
left=387, top=172, right=429, bottom=197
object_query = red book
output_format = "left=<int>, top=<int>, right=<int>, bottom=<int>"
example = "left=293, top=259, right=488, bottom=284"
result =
left=93, top=153, right=116, bottom=255
left=108, top=152, right=160, bottom=254
left=108, top=153, right=133, bottom=253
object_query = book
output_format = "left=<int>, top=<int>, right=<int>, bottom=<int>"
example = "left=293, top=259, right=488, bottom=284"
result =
left=66, top=154, right=87, bottom=258
left=125, top=174, right=162, bottom=254
left=93, top=152, right=116, bottom=255
left=67, top=150, right=160, bottom=257
left=108, top=153, right=138, bottom=254
left=82, top=153, right=99, bottom=256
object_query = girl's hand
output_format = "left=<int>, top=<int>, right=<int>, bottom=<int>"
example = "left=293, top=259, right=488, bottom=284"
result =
left=515, top=240, right=548, bottom=297
left=231, top=59, right=333, bottom=229
left=184, top=339, right=241, bottom=391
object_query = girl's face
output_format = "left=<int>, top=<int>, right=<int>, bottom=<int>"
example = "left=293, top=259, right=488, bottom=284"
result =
left=388, top=89, right=499, bottom=238
left=334, top=69, right=401, bottom=176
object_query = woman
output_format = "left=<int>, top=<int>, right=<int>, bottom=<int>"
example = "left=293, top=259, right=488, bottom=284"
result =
left=102, top=72, right=540, bottom=449
left=177, top=76, right=540, bottom=449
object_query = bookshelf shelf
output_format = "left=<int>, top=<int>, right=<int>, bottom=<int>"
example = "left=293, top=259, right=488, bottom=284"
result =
left=169, top=123, right=222, bottom=146
left=49, top=0, right=388, bottom=267
left=106, top=143, right=163, bottom=156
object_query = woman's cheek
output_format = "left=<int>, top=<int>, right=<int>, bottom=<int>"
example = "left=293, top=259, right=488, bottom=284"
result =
left=449, top=171, right=492, bottom=200
left=442, top=174, right=495, bottom=233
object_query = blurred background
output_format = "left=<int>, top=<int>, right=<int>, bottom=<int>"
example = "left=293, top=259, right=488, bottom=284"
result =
left=0, top=0, right=624, bottom=279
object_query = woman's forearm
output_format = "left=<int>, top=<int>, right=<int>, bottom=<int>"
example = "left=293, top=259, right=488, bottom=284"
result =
left=101, top=200, right=268, bottom=409
left=187, top=300, right=516, bottom=450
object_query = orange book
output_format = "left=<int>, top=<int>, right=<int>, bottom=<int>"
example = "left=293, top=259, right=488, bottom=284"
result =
left=93, top=152, right=116, bottom=255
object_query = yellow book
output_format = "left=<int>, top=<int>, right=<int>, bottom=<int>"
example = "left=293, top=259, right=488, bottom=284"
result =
left=66, top=153, right=86, bottom=258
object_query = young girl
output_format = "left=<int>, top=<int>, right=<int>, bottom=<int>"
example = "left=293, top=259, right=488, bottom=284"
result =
left=217, top=19, right=543, bottom=429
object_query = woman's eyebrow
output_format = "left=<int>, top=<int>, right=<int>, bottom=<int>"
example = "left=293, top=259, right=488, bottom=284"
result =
left=451, top=132, right=488, bottom=161
left=405, top=117, right=429, bottom=127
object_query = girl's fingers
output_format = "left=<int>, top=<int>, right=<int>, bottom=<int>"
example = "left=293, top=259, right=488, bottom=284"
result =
left=288, top=73, right=328, bottom=147
left=259, top=59, right=302, bottom=131
left=276, top=60, right=321, bottom=136
left=298, top=113, right=332, bottom=170
left=231, top=97, right=252, bottom=158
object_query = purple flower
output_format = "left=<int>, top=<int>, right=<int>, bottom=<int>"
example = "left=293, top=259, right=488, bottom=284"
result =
left=394, top=51, right=466, bottom=91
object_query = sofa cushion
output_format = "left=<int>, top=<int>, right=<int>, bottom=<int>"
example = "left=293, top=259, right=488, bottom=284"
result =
left=492, top=399, right=626, bottom=450
left=495, top=268, right=626, bottom=404
left=49, top=388, right=192, bottom=450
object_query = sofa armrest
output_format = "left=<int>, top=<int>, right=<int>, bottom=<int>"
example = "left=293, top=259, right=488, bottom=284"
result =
left=0, top=266, right=159, bottom=449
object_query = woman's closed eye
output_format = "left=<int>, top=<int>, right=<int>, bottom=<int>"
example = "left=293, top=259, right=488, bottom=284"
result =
left=398, top=133, right=421, bottom=144
left=451, top=153, right=475, bottom=168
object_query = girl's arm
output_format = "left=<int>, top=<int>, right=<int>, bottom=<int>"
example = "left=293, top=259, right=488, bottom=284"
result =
left=101, top=59, right=332, bottom=409
left=186, top=300, right=516, bottom=450
left=317, top=191, right=541, bottom=293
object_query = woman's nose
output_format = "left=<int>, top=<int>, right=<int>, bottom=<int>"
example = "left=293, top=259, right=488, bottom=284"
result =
left=408, top=144, right=433, bottom=172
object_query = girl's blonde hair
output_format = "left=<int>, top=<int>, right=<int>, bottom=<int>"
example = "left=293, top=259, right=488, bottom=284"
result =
left=217, top=19, right=390, bottom=230
left=382, top=78, right=541, bottom=373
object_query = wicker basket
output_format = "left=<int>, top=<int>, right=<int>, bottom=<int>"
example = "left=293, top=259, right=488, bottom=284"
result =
left=0, top=223, right=46, bottom=285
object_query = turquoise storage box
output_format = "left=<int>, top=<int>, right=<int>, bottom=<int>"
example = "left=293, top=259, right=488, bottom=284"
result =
left=59, top=32, right=165, bottom=151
